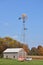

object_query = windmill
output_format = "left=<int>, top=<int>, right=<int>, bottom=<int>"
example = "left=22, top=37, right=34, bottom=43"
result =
left=18, top=14, right=28, bottom=44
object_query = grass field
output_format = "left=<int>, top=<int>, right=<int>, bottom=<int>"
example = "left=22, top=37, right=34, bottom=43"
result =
left=0, top=58, right=43, bottom=65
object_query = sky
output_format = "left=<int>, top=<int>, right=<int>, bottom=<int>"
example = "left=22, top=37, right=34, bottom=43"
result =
left=0, top=0, right=43, bottom=49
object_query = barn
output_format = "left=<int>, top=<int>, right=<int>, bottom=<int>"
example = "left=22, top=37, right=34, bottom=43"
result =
left=3, top=48, right=27, bottom=59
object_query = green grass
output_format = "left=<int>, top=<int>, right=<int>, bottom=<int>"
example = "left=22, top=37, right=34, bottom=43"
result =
left=0, top=58, right=43, bottom=65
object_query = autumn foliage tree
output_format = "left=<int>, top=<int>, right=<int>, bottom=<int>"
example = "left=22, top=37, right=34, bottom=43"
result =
left=0, top=37, right=29, bottom=56
left=29, top=47, right=39, bottom=55
left=37, top=45, right=43, bottom=55
left=23, top=44, right=30, bottom=54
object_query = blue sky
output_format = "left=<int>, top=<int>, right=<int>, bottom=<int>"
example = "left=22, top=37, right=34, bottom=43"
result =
left=0, top=0, right=43, bottom=49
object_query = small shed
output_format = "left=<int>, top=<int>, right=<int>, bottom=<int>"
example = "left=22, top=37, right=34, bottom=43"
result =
left=3, top=48, right=27, bottom=59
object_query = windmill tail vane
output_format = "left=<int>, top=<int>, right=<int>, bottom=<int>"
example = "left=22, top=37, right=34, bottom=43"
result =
left=18, top=17, right=21, bottom=20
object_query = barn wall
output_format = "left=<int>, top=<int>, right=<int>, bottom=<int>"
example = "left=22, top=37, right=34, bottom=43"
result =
left=18, top=49, right=27, bottom=58
left=3, top=52, right=18, bottom=59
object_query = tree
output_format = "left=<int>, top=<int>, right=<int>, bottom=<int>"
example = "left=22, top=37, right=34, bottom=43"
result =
left=22, top=44, right=30, bottom=54
left=30, top=47, right=38, bottom=55
left=37, top=45, right=43, bottom=55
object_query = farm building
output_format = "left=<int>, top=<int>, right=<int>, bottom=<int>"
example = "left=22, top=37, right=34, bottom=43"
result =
left=3, top=48, right=27, bottom=59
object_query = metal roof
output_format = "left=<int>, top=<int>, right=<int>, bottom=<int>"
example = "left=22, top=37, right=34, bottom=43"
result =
left=3, top=48, right=23, bottom=53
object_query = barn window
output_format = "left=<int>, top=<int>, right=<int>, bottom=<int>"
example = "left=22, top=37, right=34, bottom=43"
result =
left=6, top=55, right=8, bottom=58
left=13, top=56, right=15, bottom=58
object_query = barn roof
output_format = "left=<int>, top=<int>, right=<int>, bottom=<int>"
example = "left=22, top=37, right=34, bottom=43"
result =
left=3, top=48, right=23, bottom=53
